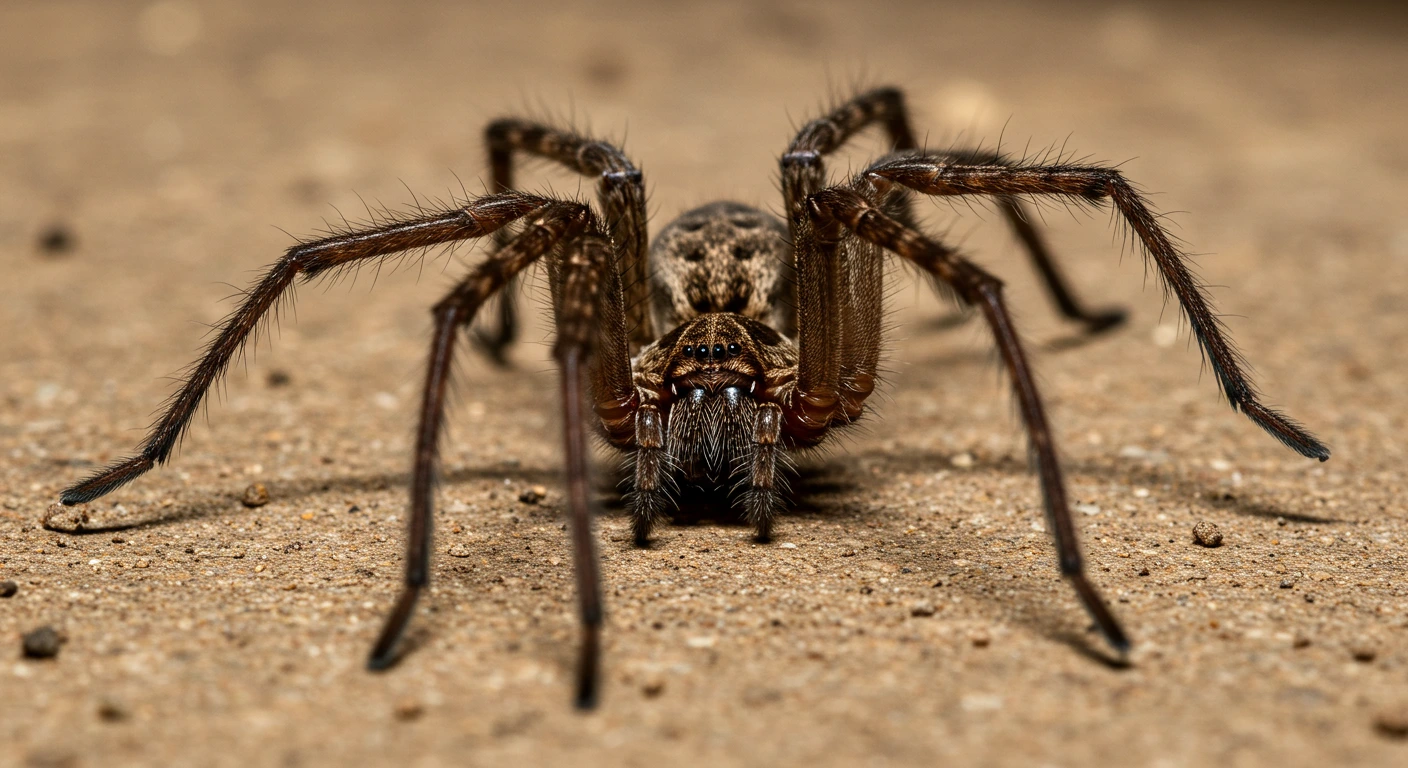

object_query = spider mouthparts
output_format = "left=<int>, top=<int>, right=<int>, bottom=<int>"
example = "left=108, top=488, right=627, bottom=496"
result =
left=672, top=369, right=755, bottom=395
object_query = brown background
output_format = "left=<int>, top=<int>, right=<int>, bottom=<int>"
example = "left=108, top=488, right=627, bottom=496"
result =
left=2, top=1, right=1406, bottom=766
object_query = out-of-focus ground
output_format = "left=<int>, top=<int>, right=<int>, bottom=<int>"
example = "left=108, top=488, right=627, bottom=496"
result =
left=1, top=1, right=1406, bottom=766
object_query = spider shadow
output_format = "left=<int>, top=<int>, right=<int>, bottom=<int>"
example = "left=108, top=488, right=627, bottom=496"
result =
left=849, top=446, right=1339, bottom=525
left=52, top=462, right=562, bottom=535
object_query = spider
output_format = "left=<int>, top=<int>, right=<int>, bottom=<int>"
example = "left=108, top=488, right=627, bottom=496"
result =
left=59, top=86, right=1329, bottom=710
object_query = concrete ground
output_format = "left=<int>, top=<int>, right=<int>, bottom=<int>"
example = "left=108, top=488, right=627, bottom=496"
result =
left=1, top=1, right=1405, bottom=766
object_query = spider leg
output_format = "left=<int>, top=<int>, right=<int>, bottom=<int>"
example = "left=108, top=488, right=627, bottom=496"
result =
left=900, top=145, right=1128, bottom=333
left=739, top=402, right=786, bottom=542
left=365, top=205, right=618, bottom=710
left=863, top=154, right=1329, bottom=460
left=628, top=404, right=670, bottom=546
left=807, top=186, right=1129, bottom=653
left=60, top=192, right=551, bottom=505
left=778, top=88, right=916, bottom=433
left=478, top=119, right=654, bottom=357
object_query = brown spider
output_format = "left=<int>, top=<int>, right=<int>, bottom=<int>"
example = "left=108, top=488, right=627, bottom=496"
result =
left=60, top=87, right=1329, bottom=709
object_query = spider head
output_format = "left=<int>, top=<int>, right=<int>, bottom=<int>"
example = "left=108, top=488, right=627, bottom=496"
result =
left=663, top=312, right=781, bottom=396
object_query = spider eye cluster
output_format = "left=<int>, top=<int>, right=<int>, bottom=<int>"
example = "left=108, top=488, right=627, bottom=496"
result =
left=680, top=342, right=743, bottom=362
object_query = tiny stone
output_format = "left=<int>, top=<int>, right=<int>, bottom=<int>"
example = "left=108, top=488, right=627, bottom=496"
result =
left=1375, top=706, right=1408, bottom=739
left=135, top=559, right=150, bottom=569
left=37, top=223, right=75, bottom=255
left=518, top=486, right=547, bottom=504
left=1310, top=571, right=1331, bottom=582
left=1191, top=520, right=1223, bottom=548
left=1280, top=579, right=1294, bottom=589
left=910, top=601, right=936, bottom=617
left=971, top=631, right=991, bottom=648
left=1137, top=566, right=1150, bottom=577
left=266, top=369, right=292, bottom=387
left=42, top=502, right=88, bottom=532
left=97, top=699, right=128, bottom=722
left=394, top=698, right=424, bottom=721
left=447, top=543, right=472, bottom=558
left=0, top=580, right=17, bottom=598
left=241, top=483, right=270, bottom=508
left=641, top=677, right=666, bottom=698
left=1304, top=594, right=1315, bottom=603
left=949, top=452, right=975, bottom=469
left=1293, top=635, right=1312, bottom=649
left=778, top=542, right=797, bottom=549
left=22, top=626, right=64, bottom=659
left=1352, top=646, right=1378, bottom=663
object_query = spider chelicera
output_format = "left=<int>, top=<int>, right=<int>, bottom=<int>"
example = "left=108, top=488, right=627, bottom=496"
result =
left=60, top=86, right=1329, bottom=709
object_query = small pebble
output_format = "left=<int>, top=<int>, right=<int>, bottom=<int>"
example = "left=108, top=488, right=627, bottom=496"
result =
left=0, top=580, right=17, bottom=598
left=1352, top=646, right=1378, bottom=663
left=42, top=502, right=88, bottom=532
left=37, top=223, right=75, bottom=255
left=1293, top=635, right=1312, bottom=649
left=394, top=698, right=424, bottom=721
left=518, top=486, right=547, bottom=504
left=910, top=601, right=936, bottom=617
left=641, top=677, right=666, bottom=698
left=447, top=544, right=472, bottom=558
left=97, top=699, right=128, bottom=722
left=266, top=370, right=292, bottom=387
left=22, top=626, right=64, bottom=659
left=241, top=483, right=270, bottom=508
left=1280, top=579, right=1294, bottom=589
left=1191, top=520, right=1223, bottom=548
left=949, top=452, right=975, bottom=469
left=1375, top=706, right=1408, bottom=739
left=971, top=631, right=991, bottom=648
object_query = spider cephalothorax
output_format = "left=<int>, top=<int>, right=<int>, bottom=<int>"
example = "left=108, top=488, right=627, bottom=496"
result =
left=59, top=86, right=1329, bottom=710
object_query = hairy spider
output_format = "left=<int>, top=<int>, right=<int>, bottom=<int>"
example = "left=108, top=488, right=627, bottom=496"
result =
left=60, top=87, right=1329, bottom=710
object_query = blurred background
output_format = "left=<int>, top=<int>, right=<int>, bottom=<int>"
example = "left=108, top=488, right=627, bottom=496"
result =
left=2, top=1, right=1406, bottom=766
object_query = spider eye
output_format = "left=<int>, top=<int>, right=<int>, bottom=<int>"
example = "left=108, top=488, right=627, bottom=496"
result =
left=681, top=345, right=693, bottom=357
left=727, top=343, right=741, bottom=357
left=697, top=346, right=711, bottom=361
left=712, top=344, right=726, bottom=361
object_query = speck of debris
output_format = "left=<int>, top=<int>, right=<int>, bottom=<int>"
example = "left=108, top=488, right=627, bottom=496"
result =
left=778, top=542, right=797, bottom=549
left=241, top=483, right=270, bottom=508
left=1304, top=594, right=1315, bottom=603
left=0, top=580, right=17, bottom=598
left=447, top=543, right=472, bottom=558
left=97, top=698, right=129, bottom=722
left=1375, top=706, right=1408, bottom=739
left=42, top=502, right=88, bottom=532
left=266, top=369, right=292, bottom=387
left=37, top=223, right=75, bottom=255
left=1138, top=566, right=1150, bottom=577
left=518, top=486, right=547, bottom=504
left=1192, top=520, right=1223, bottom=547
left=1351, top=646, right=1378, bottom=663
left=641, top=677, right=666, bottom=698
left=1280, top=579, right=1294, bottom=589
left=394, top=698, right=424, bottom=721
left=949, top=452, right=975, bottom=469
left=22, top=626, right=64, bottom=659
left=971, top=631, right=992, bottom=648
left=910, top=601, right=936, bottom=617
left=1292, top=635, right=1312, bottom=649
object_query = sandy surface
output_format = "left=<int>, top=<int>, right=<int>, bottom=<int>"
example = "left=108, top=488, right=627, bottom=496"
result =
left=2, top=1, right=1407, bottom=766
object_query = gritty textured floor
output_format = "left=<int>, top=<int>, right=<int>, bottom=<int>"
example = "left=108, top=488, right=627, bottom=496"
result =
left=2, top=1, right=1406, bottom=766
